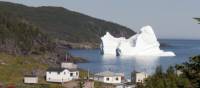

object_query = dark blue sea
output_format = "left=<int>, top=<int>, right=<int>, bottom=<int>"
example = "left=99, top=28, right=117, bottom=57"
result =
left=69, top=39, right=200, bottom=79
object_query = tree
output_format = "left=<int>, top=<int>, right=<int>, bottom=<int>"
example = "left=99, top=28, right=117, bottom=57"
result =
left=143, top=65, right=191, bottom=88
left=167, top=66, right=175, bottom=75
left=194, top=18, right=200, bottom=24
left=178, top=55, right=200, bottom=88
left=155, top=65, right=163, bottom=77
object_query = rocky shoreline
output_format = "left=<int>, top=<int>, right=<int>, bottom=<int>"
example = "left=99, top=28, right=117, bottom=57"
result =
left=59, top=41, right=172, bottom=50
left=56, top=39, right=99, bottom=49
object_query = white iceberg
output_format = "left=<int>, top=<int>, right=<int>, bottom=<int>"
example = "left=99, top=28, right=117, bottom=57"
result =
left=100, top=25, right=175, bottom=56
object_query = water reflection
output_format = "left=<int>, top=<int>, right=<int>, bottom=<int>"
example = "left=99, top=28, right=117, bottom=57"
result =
left=101, top=55, right=159, bottom=78
left=134, top=56, right=159, bottom=74
left=102, top=55, right=118, bottom=60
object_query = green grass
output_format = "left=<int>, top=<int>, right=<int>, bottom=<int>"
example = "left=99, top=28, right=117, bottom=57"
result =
left=79, top=69, right=94, bottom=79
left=94, top=81, right=115, bottom=88
left=0, top=53, right=49, bottom=85
left=0, top=53, right=65, bottom=88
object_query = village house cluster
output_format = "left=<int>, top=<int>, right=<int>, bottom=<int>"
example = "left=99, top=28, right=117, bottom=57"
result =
left=24, top=62, right=80, bottom=84
left=24, top=64, right=149, bottom=88
left=23, top=55, right=152, bottom=88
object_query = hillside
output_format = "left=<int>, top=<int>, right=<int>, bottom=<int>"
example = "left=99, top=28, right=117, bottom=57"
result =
left=0, top=11, right=55, bottom=55
left=0, top=9, right=88, bottom=86
left=0, top=1, right=135, bottom=48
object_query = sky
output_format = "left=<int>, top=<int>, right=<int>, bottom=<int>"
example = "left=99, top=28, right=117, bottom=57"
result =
left=1, top=0, right=200, bottom=39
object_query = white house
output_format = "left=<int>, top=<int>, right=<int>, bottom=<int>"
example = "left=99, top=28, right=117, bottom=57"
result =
left=61, top=62, right=77, bottom=69
left=175, top=70, right=183, bottom=76
left=46, top=67, right=79, bottom=83
left=94, top=71, right=124, bottom=84
left=24, top=75, right=38, bottom=84
left=132, top=72, right=148, bottom=84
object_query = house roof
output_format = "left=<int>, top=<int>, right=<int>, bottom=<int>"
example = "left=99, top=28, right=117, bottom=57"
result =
left=47, top=67, right=65, bottom=72
left=46, top=67, right=79, bottom=72
left=95, top=71, right=124, bottom=77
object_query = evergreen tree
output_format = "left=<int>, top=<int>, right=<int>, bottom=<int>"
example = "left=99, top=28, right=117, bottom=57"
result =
left=178, top=55, right=200, bottom=87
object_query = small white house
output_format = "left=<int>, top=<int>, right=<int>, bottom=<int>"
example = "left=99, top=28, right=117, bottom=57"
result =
left=132, top=72, right=148, bottom=84
left=46, top=67, right=79, bottom=83
left=24, top=75, right=38, bottom=84
left=176, top=70, right=183, bottom=76
left=61, top=62, right=77, bottom=69
left=94, top=71, right=124, bottom=84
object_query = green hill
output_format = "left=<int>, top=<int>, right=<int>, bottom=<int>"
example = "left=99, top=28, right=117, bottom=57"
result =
left=0, top=10, right=55, bottom=55
left=0, top=1, right=135, bottom=48
left=0, top=10, right=61, bottom=86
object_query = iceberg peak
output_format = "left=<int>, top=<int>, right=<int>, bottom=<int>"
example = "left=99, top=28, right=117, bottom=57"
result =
left=100, top=25, right=175, bottom=57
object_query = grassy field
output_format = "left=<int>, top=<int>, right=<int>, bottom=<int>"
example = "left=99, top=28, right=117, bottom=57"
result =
left=0, top=53, right=92, bottom=88
left=0, top=53, right=45, bottom=83
left=0, top=53, right=63, bottom=87
left=94, top=81, right=115, bottom=88
left=0, top=53, right=115, bottom=88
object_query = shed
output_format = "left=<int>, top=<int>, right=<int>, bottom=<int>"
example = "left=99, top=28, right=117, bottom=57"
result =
left=61, top=62, right=77, bottom=69
left=131, top=72, right=148, bottom=84
left=24, top=75, right=38, bottom=84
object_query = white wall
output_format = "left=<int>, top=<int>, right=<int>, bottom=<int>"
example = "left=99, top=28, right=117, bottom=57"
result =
left=103, top=76, right=121, bottom=84
left=24, top=77, right=38, bottom=84
left=69, top=71, right=79, bottom=80
left=135, top=73, right=148, bottom=83
left=46, top=69, right=79, bottom=82
left=94, top=76, right=122, bottom=84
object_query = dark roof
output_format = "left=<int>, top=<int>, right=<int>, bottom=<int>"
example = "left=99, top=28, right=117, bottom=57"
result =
left=47, top=67, right=65, bottom=72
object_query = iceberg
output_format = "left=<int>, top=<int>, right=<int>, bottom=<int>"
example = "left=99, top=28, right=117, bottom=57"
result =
left=100, top=25, right=175, bottom=56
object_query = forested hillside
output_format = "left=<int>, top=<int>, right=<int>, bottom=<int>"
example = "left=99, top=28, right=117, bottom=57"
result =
left=0, top=1, right=135, bottom=48
left=0, top=11, right=55, bottom=55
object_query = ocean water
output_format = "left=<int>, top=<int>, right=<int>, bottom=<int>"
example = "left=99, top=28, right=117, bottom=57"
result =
left=69, top=39, right=200, bottom=79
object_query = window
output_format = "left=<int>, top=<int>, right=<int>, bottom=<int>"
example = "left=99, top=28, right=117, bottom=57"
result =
left=64, top=72, right=66, bottom=75
left=70, top=73, right=73, bottom=77
left=76, top=72, right=78, bottom=76
left=116, top=77, right=119, bottom=80
left=106, top=78, right=109, bottom=81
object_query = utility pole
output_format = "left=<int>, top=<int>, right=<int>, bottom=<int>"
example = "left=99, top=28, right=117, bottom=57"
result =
left=87, top=68, right=90, bottom=80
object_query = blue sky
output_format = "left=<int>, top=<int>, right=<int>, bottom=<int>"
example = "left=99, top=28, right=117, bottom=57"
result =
left=1, top=0, right=200, bottom=39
